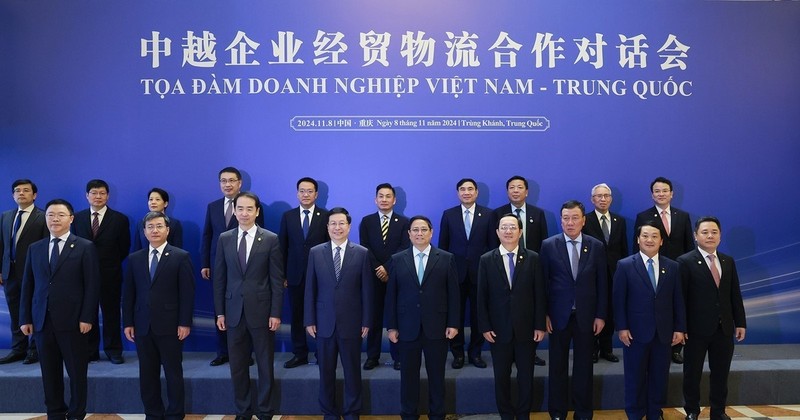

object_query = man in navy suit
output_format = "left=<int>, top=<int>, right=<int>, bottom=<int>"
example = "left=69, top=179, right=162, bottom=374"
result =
left=201, top=167, right=264, bottom=366
left=214, top=192, right=284, bottom=420
left=492, top=175, right=549, bottom=366
left=72, top=179, right=130, bottom=364
left=280, top=177, right=328, bottom=368
left=438, top=178, right=493, bottom=369
left=20, top=199, right=100, bottom=420
left=679, top=217, right=746, bottom=420
left=123, top=211, right=194, bottom=420
left=0, top=179, right=48, bottom=365
left=305, top=207, right=372, bottom=420
left=633, top=176, right=693, bottom=364
left=540, top=200, right=607, bottom=420
left=582, top=183, right=628, bottom=364
left=385, top=215, right=459, bottom=420
left=478, top=214, right=546, bottom=420
left=359, top=183, right=410, bottom=370
left=614, top=221, right=685, bottom=420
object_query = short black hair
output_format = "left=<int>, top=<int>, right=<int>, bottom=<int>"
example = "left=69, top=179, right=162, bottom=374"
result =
left=148, top=187, right=170, bottom=203
left=297, top=177, right=318, bottom=191
left=636, top=219, right=662, bottom=237
left=561, top=200, right=585, bottom=216
left=234, top=191, right=261, bottom=211
left=12, top=179, right=38, bottom=194
left=375, top=183, right=395, bottom=196
left=409, top=215, right=433, bottom=230
left=86, top=179, right=109, bottom=194
left=506, top=175, right=528, bottom=190
left=650, top=176, right=673, bottom=192
left=143, top=211, right=170, bottom=227
left=497, top=213, right=523, bottom=229
left=456, top=178, right=477, bottom=190
left=46, top=198, right=74, bottom=216
left=328, top=207, right=351, bottom=224
left=694, top=216, right=721, bottom=232
left=219, top=167, right=241, bottom=180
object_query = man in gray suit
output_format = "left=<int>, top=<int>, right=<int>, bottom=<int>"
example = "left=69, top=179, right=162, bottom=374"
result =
left=214, top=192, right=284, bottom=420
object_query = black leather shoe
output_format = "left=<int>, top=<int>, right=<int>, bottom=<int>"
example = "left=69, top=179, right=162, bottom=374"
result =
left=470, top=355, right=487, bottom=368
left=0, top=352, right=25, bottom=364
left=451, top=356, right=465, bottom=369
left=283, top=356, right=308, bottom=369
left=685, top=413, right=699, bottom=420
left=393, top=360, right=401, bottom=370
left=363, top=358, right=379, bottom=370
left=89, top=353, right=100, bottom=363
left=210, top=356, right=229, bottom=366
left=23, top=351, right=39, bottom=364
left=711, top=414, right=731, bottom=420
left=534, top=355, right=546, bottom=366
left=256, top=415, right=272, bottom=420
left=601, top=352, right=619, bottom=363
left=672, top=352, right=684, bottom=364
left=550, top=416, right=563, bottom=420
left=592, top=353, right=599, bottom=363
left=109, top=354, right=125, bottom=364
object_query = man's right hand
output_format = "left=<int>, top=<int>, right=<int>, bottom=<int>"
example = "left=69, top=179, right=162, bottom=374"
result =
left=201, top=268, right=210, bottom=280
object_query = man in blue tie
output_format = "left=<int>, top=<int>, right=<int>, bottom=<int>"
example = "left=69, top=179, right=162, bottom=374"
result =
left=614, top=220, right=686, bottom=420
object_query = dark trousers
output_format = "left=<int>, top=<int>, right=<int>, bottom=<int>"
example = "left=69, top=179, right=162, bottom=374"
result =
left=490, top=339, right=535, bottom=420
left=88, top=273, right=122, bottom=358
left=397, top=333, right=448, bottom=420
left=365, top=279, right=398, bottom=362
left=683, top=324, right=734, bottom=417
left=622, top=334, right=671, bottom=420
left=135, top=332, right=185, bottom=419
left=288, top=283, right=309, bottom=359
left=228, top=312, right=277, bottom=417
left=35, top=315, right=89, bottom=420
left=2, top=270, right=36, bottom=354
left=450, top=279, right=483, bottom=359
left=548, top=313, right=595, bottom=419
left=317, top=332, right=362, bottom=420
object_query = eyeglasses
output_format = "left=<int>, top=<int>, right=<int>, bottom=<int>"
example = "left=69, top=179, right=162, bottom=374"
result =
left=145, top=224, right=167, bottom=231
left=328, top=221, right=349, bottom=227
left=219, top=178, right=240, bottom=185
left=298, top=189, right=316, bottom=195
left=13, top=188, right=33, bottom=194
left=592, top=194, right=611, bottom=199
left=652, top=189, right=671, bottom=194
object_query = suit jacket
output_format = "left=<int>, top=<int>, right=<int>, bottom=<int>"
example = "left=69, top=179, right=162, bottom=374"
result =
left=492, top=203, right=548, bottom=253
left=583, top=211, right=628, bottom=274
left=438, top=204, right=494, bottom=283
left=279, top=206, right=328, bottom=286
left=213, top=227, right=284, bottom=328
left=477, top=248, right=546, bottom=343
left=633, top=206, right=693, bottom=260
left=201, top=197, right=265, bottom=269
left=540, top=234, right=608, bottom=332
left=613, top=254, right=686, bottom=344
left=133, top=217, right=183, bottom=252
left=678, top=249, right=746, bottom=337
left=20, top=234, right=101, bottom=332
left=1, top=206, right=48, bottom=281
left=122, top=244, right=195, bottom=336
left=72, top=207, right=131, bottom=278
left=304, top=241, right=373, bottom=339
left=384, top=246, right=460, bottom=341
left=358, top=212, right=410, bottom=274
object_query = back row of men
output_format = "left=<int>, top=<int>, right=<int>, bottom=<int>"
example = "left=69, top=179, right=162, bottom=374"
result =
left=0, top=170, right=745, bottom=420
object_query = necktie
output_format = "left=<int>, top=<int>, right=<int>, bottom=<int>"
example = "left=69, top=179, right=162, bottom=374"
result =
left=417, top=252, right=425, bottom=284
left=647, top=258, right=657, bottom=291
left=514, top=208, right=525, bottom=249
left=10, top=210, right=24, bottom=260
left=660, top=210, right=671, bottom=236
left=302, top=209, right=310, bottom=239
left=707, top=254, right=721, bottom=288
left=224, top=200, right=233, bottom=228
left=600, top=215, right=610, bottom=243
left=238, top=231, right=248, bottom=272
left=381, top=215, right=389, bottom=243
left=464, top=209, right=472, bottom=238
left=569, top=240, right=580, bottom=280
left=507, top=252, right=515, bottom=287
left=150, top=249, right=159, bottom=282
left=50, top=238, right=61, bottom=274
left=334, top=246, right=342, bottom=282
left=91, top=212, right=100, bottom=239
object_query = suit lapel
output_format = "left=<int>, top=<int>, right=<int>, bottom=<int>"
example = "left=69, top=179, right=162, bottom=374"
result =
left=555, top=236, right=572, bottom=276
left=421, top=248, right=439, bottom=286
left=95, top=209, right=111, bottom=238
left=52, top=234, right=77, bottom=276
left=632, top=254, right=654, bottom=293
left=403, top=248, right=417, bottom=286
left=492, top=249, right=511, bottom=289
left=323, top=242, right=337, bottom=281
left=151, top=245, right=171, bottom=285
left=19, top=208, right=43, bottom=239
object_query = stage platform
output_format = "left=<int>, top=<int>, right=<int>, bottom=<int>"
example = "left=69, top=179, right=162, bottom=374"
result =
left=1, top=344, right=798, bottom=416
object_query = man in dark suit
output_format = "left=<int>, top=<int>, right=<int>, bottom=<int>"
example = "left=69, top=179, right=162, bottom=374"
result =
left=614, top=221, right=686, bottom=420
left=72, top=179, right=130, bottom=364
left=385, top=215, right=459, bottom=420
left=123, top=211, right=194, bottom=420
left=132, top=188, right=184, bottom=251
left=201, top=167, right=264, bottom=366
left=582, top=183, right=628, bottom=364
left=305, top=207, right=372, bottom=420
left=678, top=217, right=746, bottom=420
left=359, top=183, right=410, bottom=371
left=214, top=192, right=284, bottom=420
left=478, top=214, right=546, bottom=420
left=540, top=200, right=607, bottom=420
left=20, top=199, right=100, bottom=420
left=280, top=176, right=328, bottom=368
left=0, top=179, right=48, bottom=364
left=492, top=175, right=549, bottom=366
left=633, top=176, right=693, bottom=364
left=438, top=178, right=493, bottom=369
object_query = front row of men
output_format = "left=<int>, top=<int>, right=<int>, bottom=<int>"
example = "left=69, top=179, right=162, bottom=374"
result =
left=16, top=194, right=745, bottom=420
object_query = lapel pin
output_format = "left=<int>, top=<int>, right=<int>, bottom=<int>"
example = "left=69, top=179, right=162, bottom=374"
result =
left=661, top=268, right=666, bottom=274
left=697, top=261, right=702, bottom=265
left=165, top=252, right=170, bottom=256
left=394, top=218, right=398, bottom=222
left=257, top=237, right=262, bottom=241
left=316, top=212, right=321, bottom=216
left=478, top=212, right=482, bottom=217
left=70, top=244, right=75, bottom=248
left=529, top=218, right=534, bottom=223
left=583, top=247, right=588, bottom=253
